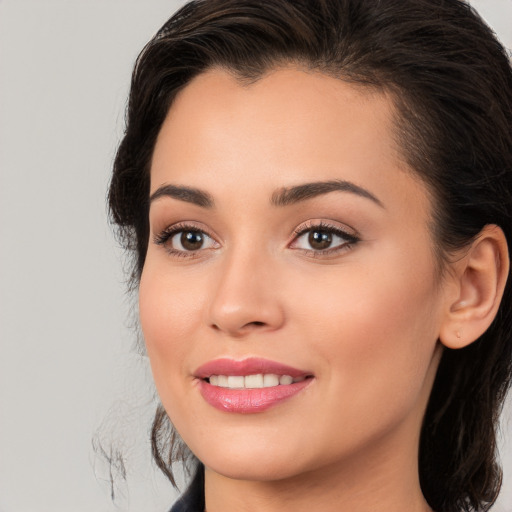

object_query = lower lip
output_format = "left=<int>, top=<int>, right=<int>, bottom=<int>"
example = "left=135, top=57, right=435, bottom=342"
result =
left=198, top=379, right=312, bottom=413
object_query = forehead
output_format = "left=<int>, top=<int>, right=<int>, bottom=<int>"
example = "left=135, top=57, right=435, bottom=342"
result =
left=150, top=67, right=429, bottom=220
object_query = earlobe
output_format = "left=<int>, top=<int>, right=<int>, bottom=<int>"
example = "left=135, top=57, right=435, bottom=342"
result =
left=439, top=225, right=509, bottom=350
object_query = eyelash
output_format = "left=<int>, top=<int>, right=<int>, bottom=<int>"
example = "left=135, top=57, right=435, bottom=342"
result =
left=153, top=222, right=218, bottom=259
left=291, top=221, right=360, bottom=257
left=153, top=221, right=360, bottom=258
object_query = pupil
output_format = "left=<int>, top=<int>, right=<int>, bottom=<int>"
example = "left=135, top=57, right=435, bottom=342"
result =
left=181, top=231, right=203, bottom=250
left=309, top=230, right=332, bottom=250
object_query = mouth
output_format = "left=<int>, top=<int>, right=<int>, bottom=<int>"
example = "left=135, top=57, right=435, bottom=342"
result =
left=195, top=358, right=314, bottom=413
left=206, top=373, right=309, bottom=389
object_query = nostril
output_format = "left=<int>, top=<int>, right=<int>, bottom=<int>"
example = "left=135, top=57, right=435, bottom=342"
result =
left=242, top=321, right=266, bottom=329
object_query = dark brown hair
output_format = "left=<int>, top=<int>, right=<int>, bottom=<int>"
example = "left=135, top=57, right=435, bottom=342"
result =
left=108, top=1, right=512, bottom=510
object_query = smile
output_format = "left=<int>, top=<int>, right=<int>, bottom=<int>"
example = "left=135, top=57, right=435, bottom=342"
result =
left=195, top=358, right=314, bottom=413
left=208, top=374, right=307, bottom=388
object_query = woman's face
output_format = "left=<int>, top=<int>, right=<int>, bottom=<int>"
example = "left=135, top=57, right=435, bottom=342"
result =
left=140, top=67, right=449, bottom=482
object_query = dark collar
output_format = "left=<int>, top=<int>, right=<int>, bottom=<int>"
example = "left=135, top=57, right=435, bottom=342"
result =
left=169, top=465, right=205, bottom=512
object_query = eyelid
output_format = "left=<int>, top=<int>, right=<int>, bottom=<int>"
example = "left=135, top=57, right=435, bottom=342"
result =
left=292, top=219, right=358, bottom=239
left=289, top=219, right=360, bottom=255
left=153, top=221, right=220, bottom=254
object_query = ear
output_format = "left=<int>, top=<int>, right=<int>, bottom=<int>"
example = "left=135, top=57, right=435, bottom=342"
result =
left=439, top=224, right=509, bottom=349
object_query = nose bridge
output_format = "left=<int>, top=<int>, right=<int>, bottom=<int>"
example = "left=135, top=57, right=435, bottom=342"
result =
left=208, top=240, right=284, bottom=336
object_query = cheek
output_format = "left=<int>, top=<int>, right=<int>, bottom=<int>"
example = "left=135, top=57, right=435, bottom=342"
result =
left=286, top=249, right=441, bottom=413
left=138, top=265, right=204, bottom=391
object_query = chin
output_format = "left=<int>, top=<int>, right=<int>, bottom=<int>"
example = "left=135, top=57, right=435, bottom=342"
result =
left=204, top=457, right=307, bottom=482
left=191, top=439, right=313, bottom=482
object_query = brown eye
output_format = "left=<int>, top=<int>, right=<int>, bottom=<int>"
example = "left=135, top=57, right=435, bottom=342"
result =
left=292, top=223, right=359, bottom=254
left=180, top=231, right=204, bottom=250
left=154, top=226, right=218, bottom=255
left=308, top=230, right=333, bottom=250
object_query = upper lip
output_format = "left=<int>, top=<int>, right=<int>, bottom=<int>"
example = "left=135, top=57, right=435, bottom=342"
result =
left=194, top=357, right=312, bottom=379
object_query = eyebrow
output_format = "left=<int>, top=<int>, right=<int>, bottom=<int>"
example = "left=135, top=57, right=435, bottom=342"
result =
left=149, top=184, right=214, bottom=208
left=271, top=180, right=384, bottom=208
left=149, top=179, right=383, bottom=209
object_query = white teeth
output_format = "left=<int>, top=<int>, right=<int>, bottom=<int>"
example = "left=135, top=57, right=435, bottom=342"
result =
left=245, top=373, right=264, bottom=388
left=227, top=376, right=244, bottom=388
left=279, top=375, right=293, bottom=385
left=208, top=373, right=298, bottom=389
left=263, top=374, right=279, bottom=387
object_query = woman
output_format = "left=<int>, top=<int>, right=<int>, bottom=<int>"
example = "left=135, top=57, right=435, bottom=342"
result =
left=108, top=0, right=512, bottom=511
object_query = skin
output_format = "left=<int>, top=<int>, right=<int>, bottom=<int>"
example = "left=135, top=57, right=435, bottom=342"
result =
left=139, top=67, right=498, bottom=512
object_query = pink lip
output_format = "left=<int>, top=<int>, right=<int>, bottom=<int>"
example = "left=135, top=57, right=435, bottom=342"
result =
left=195, top=357, right=310, bottom=379
left=195, top=358, right=313, bottom=414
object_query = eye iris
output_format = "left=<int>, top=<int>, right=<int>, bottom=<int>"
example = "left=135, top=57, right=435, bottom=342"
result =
left=308, top=230, right=332, bottom=250
left=181, top=231, right=204, bottom=250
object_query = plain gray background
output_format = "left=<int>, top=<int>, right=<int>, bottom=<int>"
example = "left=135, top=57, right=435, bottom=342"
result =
left=0, top=1, right=511, bottom=511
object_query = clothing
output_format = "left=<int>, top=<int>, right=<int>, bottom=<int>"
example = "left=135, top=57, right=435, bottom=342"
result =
left=169, top=466, right=205, bottom=512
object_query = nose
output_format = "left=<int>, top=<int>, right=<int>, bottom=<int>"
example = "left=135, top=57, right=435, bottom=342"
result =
left=207, top=248, right=285, bottom=338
